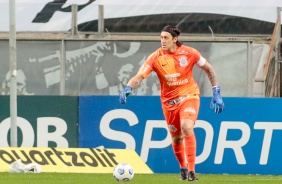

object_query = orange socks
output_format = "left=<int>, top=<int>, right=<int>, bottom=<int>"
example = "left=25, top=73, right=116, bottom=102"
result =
left=171, top=142, right=187, bottom=169
left=171, top=133, right=197, bottom=171
left=184, top=133, right=196, bottom=172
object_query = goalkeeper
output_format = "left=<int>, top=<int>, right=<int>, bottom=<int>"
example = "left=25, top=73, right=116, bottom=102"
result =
left=119, top=25, right=224, bottom=181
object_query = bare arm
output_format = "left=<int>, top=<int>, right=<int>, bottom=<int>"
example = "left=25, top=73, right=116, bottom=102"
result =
left=200, top=62, right=218, bottom=87
left=127, top=74, right=144, bottom=90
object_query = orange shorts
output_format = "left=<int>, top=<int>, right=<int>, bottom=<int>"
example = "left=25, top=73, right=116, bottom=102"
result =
left=163, top=98, right=200, bottom=136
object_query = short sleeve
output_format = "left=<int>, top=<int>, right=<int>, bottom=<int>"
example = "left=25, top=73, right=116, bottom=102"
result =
left=137, top=52, right=157, bottom=79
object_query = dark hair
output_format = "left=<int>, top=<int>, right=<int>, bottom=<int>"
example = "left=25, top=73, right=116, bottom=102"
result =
left=162, top=25, right=183, bottom=46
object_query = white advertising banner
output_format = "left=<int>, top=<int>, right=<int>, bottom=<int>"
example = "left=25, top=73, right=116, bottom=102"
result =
left=0, top=0, right=281, bottom=32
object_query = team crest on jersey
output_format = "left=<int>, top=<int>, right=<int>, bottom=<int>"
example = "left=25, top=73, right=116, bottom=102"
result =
left=179, top=57, right=188, bottom=67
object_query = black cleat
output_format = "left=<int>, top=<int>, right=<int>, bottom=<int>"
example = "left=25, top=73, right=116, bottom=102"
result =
left=188, top=171, right=198, bottom=181
left=179, top=168, right=188, bottom=180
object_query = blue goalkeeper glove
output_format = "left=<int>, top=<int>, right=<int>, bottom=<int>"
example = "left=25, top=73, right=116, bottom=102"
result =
left=119, top=86, right=132, bottom=104
left=210, top=86, right=224, bottom=114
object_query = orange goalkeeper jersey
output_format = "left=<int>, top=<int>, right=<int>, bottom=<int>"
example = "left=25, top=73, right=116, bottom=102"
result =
left=138, top=45, right=206, bottom=110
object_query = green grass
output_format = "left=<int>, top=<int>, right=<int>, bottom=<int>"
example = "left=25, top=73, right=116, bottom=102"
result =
left=1, top=173, right=282, bottom=184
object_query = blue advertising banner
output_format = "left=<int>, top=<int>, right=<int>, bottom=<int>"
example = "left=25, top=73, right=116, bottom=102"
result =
left=79, top=96, right=282, bottom=174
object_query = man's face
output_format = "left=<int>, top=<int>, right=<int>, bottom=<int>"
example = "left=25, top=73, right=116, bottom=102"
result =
left=160, top=31, right=177, bottom=51
left=6, top=70, right=27, bottom=93
left=118, top=64, right=134, bottom=86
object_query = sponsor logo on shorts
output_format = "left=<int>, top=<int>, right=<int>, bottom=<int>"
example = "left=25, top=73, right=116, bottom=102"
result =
left=184, top=107, right=196, bottom=114
left=168, top=125, right=177, bottom=133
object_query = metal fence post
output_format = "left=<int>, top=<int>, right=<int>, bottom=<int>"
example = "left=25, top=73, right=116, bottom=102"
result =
left=276, top=7, right=281, bottom=96
left=60, top=40, right=66, bottom=95
left=71, top=4, right=78, bottom=37
left=98, top=5, right=104, bottom=36
left=9, top=0, right=18, bottom=147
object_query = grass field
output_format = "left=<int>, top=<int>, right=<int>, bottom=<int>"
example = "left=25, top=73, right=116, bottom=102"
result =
left=1, top=173, right=282, bottom=184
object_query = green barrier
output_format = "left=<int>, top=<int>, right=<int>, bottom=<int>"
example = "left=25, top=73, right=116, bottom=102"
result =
left=0, top=96, right=78, bottom=148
